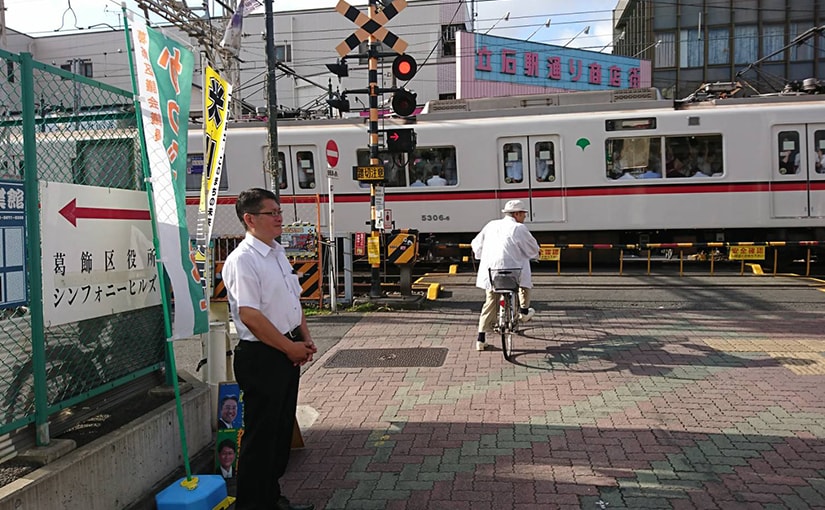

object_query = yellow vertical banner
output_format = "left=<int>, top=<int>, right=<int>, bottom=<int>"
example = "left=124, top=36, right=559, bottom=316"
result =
left=200, top=66, right=233, bottom=243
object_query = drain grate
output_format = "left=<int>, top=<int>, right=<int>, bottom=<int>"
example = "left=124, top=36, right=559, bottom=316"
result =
left=323, top=348, right=448, bottom=368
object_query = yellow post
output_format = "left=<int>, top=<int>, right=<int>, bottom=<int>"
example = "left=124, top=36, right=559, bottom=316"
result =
left=806, top=248, right=811, bottom=276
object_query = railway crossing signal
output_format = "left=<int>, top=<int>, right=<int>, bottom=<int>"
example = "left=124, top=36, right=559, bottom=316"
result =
left=334, top=0, right=409, bottom=57
left=332, top=0, right=417, bottom=298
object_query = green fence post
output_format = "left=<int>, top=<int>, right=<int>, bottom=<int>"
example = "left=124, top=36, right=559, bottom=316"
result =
left=20, top=52, right=50, bottom=446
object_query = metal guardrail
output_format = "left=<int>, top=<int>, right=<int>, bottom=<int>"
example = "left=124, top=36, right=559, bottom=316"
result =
left=437, top=240, right=824, bottom=277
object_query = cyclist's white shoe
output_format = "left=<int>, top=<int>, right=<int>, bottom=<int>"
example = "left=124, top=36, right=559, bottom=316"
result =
left=476, top=341, right=488, bottom=351
left=519, top=308, right=535, bottom=323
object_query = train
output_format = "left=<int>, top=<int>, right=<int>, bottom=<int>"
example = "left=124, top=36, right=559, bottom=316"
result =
left=182, top=86, right=825, bottom=260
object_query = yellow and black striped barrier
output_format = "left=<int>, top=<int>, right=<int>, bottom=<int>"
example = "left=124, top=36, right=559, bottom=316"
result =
left=291, top=260, right=322, bottom=301
left=386, top=229, right=418, bottom=265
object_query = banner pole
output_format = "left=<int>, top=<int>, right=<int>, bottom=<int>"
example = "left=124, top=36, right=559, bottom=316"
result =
left=123, top=8, right=191, bottom=481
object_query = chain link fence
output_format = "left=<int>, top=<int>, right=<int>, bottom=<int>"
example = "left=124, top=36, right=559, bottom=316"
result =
left=0, top=49, right=166, bottom=446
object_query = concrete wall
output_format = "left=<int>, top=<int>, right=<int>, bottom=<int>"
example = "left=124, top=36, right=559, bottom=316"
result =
left=0, top=372, right=212, bottom=510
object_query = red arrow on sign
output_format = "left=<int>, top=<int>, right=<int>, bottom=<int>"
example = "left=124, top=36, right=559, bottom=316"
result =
left=389, top=132, right=400, bottom=141
left=58, top=198, right=151, bottom=227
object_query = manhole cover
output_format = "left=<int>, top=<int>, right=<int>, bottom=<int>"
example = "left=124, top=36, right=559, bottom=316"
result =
left=323, top=348, right=448, bottom=368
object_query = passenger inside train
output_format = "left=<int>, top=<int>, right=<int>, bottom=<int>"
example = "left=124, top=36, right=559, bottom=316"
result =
left=535, top=142, right=555, bottom=182
left=503, top=143, right=524, bottom=183
left=778, top=133, right=800, bottom=174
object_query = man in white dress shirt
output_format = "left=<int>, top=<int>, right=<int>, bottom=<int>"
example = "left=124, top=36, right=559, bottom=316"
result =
left=222, top=188, right=317, bottom=510
left=471, top=199, right=540, bottom=351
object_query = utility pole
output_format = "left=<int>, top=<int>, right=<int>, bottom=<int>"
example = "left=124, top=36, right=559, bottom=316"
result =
left=0, top=0, right=7, bottom=48
left=264, top=0, right=280, bottom=200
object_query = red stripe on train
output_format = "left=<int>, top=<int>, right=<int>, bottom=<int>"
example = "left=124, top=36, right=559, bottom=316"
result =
left=185, top=180, right=814, bottom=206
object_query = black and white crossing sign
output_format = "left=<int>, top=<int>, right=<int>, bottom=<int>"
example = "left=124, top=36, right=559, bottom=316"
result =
left=335, top=0, right=409, bottom=57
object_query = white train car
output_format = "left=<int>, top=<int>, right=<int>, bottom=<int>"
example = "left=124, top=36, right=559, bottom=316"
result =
left=185, top=88, right=825, bottom=255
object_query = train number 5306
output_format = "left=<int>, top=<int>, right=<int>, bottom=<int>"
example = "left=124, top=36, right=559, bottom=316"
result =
left=422, top=214, right=450, bottom=221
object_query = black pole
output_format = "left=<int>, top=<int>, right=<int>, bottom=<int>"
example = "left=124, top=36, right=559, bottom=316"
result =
left=368, top=0, right=381, bottom=298
left=265, top=0, right=280, bottom=201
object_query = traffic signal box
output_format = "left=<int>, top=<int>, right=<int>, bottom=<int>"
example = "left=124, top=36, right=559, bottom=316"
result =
left=391, top=54, right=417, bottom=117
left=386, top=128, right=416, bottom=153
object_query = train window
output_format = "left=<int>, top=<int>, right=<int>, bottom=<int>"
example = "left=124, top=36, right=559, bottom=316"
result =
left=606, top=137, right=661, bottom=179
left=410, top=147, right=456, bottom=187
left=295, top=151, right=316, bottom=189
left=355, top=150, right=406, bottom=188
left=186, top=153, right=229, bottom=192
left=778, top=131, right=801, bottom=175
left=605, top=117, right=657, bottom=131
left=814, top=130, right=825, bottom=174
left=503, top=143, right=523, bottom=183
left=664, top=135, right=723, bottom=178
left=534, top=142, right=555, bottom=182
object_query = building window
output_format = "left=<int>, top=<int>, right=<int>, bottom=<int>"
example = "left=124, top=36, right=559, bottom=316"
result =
left=441, top=24, right=464, bottom=57
left=679, top=29, right=703, bottom=68
left=60, top=60, right=93, bottom=78
left=275, top=44, right=292, bottom=63
left=654, top=32, right=675, bottom=68
left=734, top=25, right=758, bottom=64
left=707, top=28, right=729, bottom=65
left=790, top=23, right=814, bottom=61
left=762, top=25, right=784, bottom=62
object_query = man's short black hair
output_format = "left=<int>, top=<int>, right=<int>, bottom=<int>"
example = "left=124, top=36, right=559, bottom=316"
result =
left=235, top=188, right=278, bottom=229
left=218, top=438, right=236, bottom=452
left=220, top=394, right=238, bottom=406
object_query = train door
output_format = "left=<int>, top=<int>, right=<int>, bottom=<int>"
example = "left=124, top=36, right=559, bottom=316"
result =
left=806, top=125, right=825, bottom=217
left=496, top=136, right=564, bottom=222
left=771, top=125, right=825, bottom=218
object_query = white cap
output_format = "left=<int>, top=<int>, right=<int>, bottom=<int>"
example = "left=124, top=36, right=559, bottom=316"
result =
left=501, top=199, right=528, bottom=213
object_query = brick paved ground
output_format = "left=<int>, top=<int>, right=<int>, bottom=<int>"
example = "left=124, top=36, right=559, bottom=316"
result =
left=280, top=308, right=825, bottom=509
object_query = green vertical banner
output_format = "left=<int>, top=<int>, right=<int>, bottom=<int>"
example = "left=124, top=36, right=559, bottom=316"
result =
left=131, top=21, right=209, bottom=339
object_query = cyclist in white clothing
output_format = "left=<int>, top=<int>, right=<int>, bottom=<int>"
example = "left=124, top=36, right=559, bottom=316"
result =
left=471, top=199, right=540, bottom=351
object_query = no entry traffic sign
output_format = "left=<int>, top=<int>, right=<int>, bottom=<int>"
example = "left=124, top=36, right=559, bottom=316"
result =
left=326, top=139, right=339, bottom=168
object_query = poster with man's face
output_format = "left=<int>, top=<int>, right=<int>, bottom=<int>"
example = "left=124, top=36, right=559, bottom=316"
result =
left=217, top=382, right=243, bottom=430
left=216, top=429, right=240, bottom=479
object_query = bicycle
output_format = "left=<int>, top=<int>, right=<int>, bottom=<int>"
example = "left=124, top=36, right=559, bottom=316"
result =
left=489, top=268, right=522, bottom=361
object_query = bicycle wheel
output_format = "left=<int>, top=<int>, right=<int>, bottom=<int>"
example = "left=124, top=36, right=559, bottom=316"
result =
left=501, top=295, right=514, bottom=361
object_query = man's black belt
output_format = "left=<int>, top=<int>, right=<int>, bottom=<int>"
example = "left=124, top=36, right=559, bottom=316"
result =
left=284, top=327, right=302, bottom=342
left=238, top=326, right=302, bottom=343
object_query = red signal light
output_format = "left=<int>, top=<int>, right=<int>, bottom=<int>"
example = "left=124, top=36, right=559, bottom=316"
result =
left=392, top=54, right=417, bottom=81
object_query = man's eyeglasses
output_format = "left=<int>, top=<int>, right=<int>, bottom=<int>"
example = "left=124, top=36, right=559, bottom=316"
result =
left=250, top=210, right=282, bottom=217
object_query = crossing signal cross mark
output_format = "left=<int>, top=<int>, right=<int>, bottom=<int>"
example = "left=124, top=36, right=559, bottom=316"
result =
left=335, top=0, right=409, bottom=57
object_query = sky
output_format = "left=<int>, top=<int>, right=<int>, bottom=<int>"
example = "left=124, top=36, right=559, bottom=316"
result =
left=2, top=0, right=620, bottom=51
